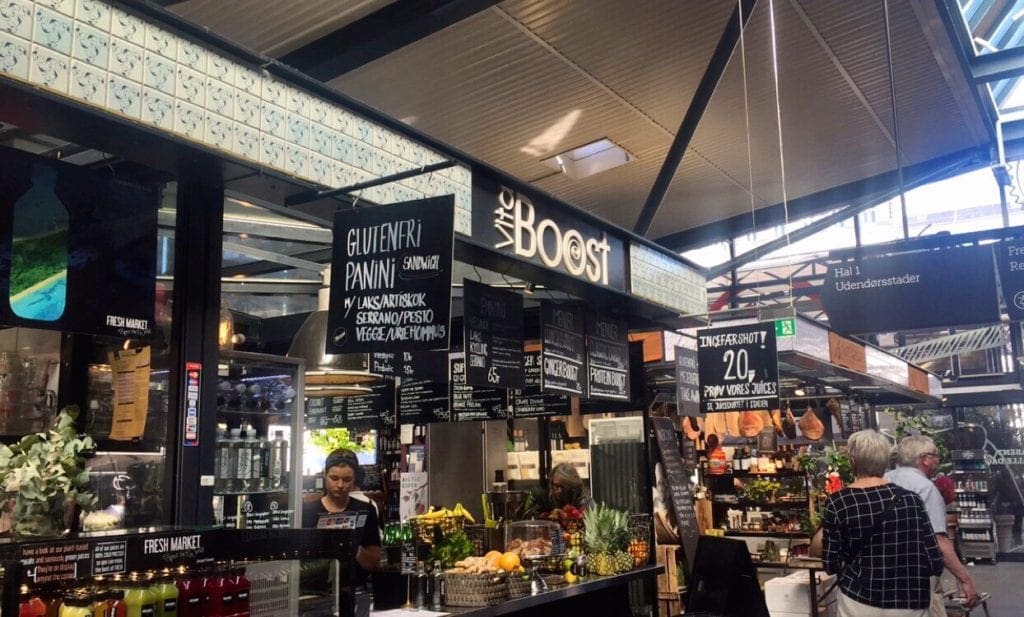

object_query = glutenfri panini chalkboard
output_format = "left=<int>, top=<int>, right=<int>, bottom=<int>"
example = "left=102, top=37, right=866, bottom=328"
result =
left=450, top=353, right=508, bottom=421
left=586, top=314, right=630, bottom=401
left=511, top=351, right=571, bottom=417
left=327, top=196, right=454, bottom=353
left=463, top=279, right=524, bottom=389
left=540, top=301, right=586, bottom=396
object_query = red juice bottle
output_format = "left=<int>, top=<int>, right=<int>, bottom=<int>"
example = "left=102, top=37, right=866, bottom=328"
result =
left=174, top=570, right=204, bottom=617
left=227, top=568, right=250, bottom=617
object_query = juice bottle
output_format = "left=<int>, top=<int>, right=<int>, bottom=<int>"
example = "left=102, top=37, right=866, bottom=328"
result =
left=19, top=585, right=47, bottom=617
left=121, top=580, right=157, bottom=617
left=150, top=572, right=179, bottom=617
left=106, top=590, right=127, bottom=617
left=174, top=569, right=203, bottom=617
left=90, top=591, right=108, bottom=617
left=200, top=568, right=232, bottom=617
left=58, top=595, right=93, bottom=617
left=227, top=568, right=250, bottom=617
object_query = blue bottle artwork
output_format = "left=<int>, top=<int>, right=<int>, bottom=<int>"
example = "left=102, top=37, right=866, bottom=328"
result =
left=8, top=164, right=68, bottom=321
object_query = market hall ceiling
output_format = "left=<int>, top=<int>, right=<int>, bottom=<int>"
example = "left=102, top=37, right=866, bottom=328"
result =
left=160, top=0, right=991, bottom=251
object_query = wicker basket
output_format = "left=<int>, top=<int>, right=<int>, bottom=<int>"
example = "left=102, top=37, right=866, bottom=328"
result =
left=464, top=524, right=489, bottom=556
left=507, top=574, right=532, bottom=598
left=443, top=571, right=508, bottom=607
left=410, top=515, right=465, bottom=545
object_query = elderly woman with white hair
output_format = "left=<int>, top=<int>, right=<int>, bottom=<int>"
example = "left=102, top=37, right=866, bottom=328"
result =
left=823, top=429, right=943, bottom=617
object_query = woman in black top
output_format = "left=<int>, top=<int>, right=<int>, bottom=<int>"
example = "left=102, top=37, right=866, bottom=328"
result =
left=823, top=429, right=943, bottom=616
left=303, top=451, right=382, bottom=579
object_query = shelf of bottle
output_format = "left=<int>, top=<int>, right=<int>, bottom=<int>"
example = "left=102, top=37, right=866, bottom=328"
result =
left=958, top=522, right=994, bottom=529
left=212, top=487, right=288, bottom=496
left=217, top=408, right=293, bottom=417
left=951, top=470, right=989, bottom=475
left=706, top=468, right=805, bottom=478
left=723, top=530, right=809, bottom=539
left=711, top=499, right=808, bottom=509
left=955, top=489, right=989, bottom=494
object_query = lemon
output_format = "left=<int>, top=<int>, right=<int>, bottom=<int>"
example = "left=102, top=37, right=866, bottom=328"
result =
left=564, top=571, right=578, bottom=584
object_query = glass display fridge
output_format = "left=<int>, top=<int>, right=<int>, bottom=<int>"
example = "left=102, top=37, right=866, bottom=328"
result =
left=211, top=350, right=305, bottom=530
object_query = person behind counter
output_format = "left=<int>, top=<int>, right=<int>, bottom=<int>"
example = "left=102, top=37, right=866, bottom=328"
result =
left=549, top=463, right=596, bottom=511
left=303, top=450, right=382, bottom=576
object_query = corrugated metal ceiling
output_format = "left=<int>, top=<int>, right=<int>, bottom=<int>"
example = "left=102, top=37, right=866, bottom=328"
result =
left=166, top=0, right=990, bottom=247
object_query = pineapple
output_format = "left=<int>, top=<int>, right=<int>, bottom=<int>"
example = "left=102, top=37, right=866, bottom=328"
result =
left=583, top=504, right=633, bottom=575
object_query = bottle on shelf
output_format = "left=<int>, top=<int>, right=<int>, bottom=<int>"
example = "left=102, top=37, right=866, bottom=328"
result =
left=235, top=427, right=252, bottom=494
left=269, top=431, right=288, bottom=490
left=215, top=425, right=231, bottom=493
left=248, top=429, right=265, bottom=492
left=19, top=585, right=47, bottom=617
left=431, top=560, right=445, bottom=610
left=120, top=578, right=157, bottom=617
left=225, top=428, right=243, bottom=493
left=150, top=571, right=178, bottom=617
left=415, top=561, right=427, bottom=609
left=58, top=594, right=92, bottom=617
left=226, top=567, right=250, bottom=617
left=174, top=568, right=203, bottom=617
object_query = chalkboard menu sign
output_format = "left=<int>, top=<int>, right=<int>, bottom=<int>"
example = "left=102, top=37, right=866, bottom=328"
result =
left=398, top=377, right=450, bottom=424
left=304, top=381, right=395, bottom=429
left=463, top=280, right=525, bottom=388
left=840, top=399, right=870, bottom=438
left=451, top=353, right=508, bottom=421
left=371, top=350, right=448, bottom=383
left=540, top=301, right=586, bottom=396
left=675, top=346, right=700, bottom=417
left=511, top=351, right=571, bottom=417
left=586, top=314, right=630, bottom=401
left=344, top=380, right=396, bottom=428
left=680, top=436, right=698, bottom=474
left=327, top=196, right=454, bottom=353
left=697, top=322, right=779, bottom=413
left=651, top=417, right=698, bottom=570
left=306, top=396, right=345, bottom=429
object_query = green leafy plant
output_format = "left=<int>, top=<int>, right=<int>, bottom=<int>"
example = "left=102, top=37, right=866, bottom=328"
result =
left=429, top=529, right=475, bottom=568
left=797, top=445, right=853, bottom=493
left=0, top=406, right=96, bottom=537
left=308, top=427, right=370, bottom=455
left=884, top=408, right=951, bottom=471
left=741, top=478, right=781, bottom=504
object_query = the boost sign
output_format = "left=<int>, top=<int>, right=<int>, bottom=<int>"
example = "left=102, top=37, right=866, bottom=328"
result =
left=696, top=322, right=779, bottom=413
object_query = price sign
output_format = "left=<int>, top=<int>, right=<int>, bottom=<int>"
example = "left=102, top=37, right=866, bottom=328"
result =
left=675, top=347, right=700, bottom=417
left=450, top=353, right=507, bottom=421
left=540, top=301, right=586, bottom=396
left=463, top=279, right=524, bottom=388
left=652, top=417, right=698, bottom=571
left=696, top=322, right=779, bottom=413
left=511, top=350, right=570, bottom=417
left=397, top=377, right=450, bottom=424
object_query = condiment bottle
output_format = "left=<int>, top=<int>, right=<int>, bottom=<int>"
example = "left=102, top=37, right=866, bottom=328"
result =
left=707, top=446, right=727, bottom=475
left=19, top=585, right=47, bottom=617
left=150, top=572, right=179, bottom=617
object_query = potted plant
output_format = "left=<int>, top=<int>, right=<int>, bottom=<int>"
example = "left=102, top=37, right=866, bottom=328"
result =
left=0, top=405, right=96, bottom=539
left=741, top=478, right=781, bottom=504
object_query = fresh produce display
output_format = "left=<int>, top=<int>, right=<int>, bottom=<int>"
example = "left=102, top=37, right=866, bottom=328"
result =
left=582, top=504, right=632, bottom=576
left=505, top=537, right=553, bottom=558
left=415, top=502, right=476, bottom=523
left=429, top=529, right=475, bottom=568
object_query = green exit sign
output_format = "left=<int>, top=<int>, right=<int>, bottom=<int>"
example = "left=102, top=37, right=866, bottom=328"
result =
left=775, top=318, right=796, bottom=337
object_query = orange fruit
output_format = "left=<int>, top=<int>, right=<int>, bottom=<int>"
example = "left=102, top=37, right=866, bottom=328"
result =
left=498, top=551, right=521, bottom=572
left=484, top=550, right=502, bottom=567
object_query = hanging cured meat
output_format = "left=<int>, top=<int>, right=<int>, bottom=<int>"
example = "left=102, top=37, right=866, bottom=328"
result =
left=770, top=409, right=784, bottom=436
left=739, top=411, right=764, bottom=437
left=782, top=404, right=798, bottom=439
left=826, top=398, right=845, bottom=436
left=683, top=416, right=702, bottom=441
left=725, top=411, right=741, bottom=437
left=799, top=403, right=825, bottom=441
left=705, top=413, right=726, bottom=441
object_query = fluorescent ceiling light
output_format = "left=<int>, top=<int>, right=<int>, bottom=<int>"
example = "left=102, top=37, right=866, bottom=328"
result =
left=541, top=138, right=635, bottom=180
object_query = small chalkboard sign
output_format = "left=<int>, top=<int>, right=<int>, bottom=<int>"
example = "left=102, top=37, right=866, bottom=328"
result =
left=372, top=350, right=448, bottom=383
left=463, top=279, right=524, bottom=389
left=397, top=377, right=450, bottom=424
left=652, top=417, right=698, bottom=571
left=675, top=347, right=700, bottom=417
left=757, top=426, right=778, bottom=453
left=586, top=314, right=630, bottom=401
left=540, top=301, right=586, bottom=396
left=344, top=380, right=396, bottom=428
left=840, top=399, right=869, bottom=438
left=305, top=396, right=345, bottom=429
left=511, top=351, right=571, bottom=418
left=450, top=353, right=508, bottom=421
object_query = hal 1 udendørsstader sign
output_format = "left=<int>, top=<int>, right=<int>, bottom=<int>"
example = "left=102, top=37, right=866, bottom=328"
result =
left=696, top=322, right=779, bottom=413
left=326, top=196, right=454, bottom=354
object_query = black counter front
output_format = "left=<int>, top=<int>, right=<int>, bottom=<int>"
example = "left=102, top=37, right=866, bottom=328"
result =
left=374, top=565, right=663, bottom=617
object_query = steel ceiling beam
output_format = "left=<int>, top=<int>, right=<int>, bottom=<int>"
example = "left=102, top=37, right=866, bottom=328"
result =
left=655, top=145, right=988, bottom=252
left=969, top=45, right=1024, bottom=83
left=632, top=0, right=758, bottom=237
left=934, top=0, right=999, bottom=135
left=279, top=0, right=502, bottom=82
left=222, top=247, right=334, bottom=278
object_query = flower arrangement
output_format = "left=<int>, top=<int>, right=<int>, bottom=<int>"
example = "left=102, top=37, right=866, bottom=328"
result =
left=0, top=406, right=95, bottom=538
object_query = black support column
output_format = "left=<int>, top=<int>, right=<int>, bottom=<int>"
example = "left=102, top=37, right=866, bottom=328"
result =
left=166, top=167, right=223, bottom=525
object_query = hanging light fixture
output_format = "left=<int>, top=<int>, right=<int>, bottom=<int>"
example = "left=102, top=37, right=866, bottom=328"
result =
left=287, top=267, right=380, bottom=395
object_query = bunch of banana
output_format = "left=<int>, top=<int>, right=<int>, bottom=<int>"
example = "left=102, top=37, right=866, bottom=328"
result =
left=415, top=502, right=477, bottom=523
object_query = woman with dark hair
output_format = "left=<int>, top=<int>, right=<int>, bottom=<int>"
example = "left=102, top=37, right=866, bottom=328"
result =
left=302, top=450, right=382, bottom=576
left=823, top=430, right=943, bottom=616
left=548, top=463, right=595, bottom=511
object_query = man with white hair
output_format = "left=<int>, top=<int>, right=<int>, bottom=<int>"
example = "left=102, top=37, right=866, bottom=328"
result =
left=886, top=435, right=980, bottom=612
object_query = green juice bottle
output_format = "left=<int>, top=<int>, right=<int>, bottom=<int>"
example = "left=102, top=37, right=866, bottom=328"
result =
left=120, top=580, right=156, bottom=617
left=150, top=571, right=179, bottom=617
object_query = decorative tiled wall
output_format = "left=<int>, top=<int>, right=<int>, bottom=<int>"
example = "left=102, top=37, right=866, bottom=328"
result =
left=629, top=243, right=707, bottom=315
left=0, top=0, right=473, bottom=234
